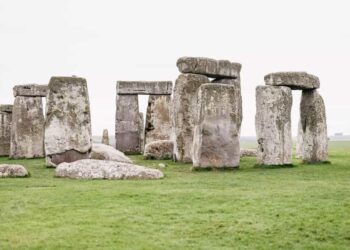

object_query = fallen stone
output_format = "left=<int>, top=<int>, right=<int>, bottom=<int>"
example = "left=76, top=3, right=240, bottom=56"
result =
left=13, top=84, right=47, bottom=97
left=10, top=96, right=45, bottom=159
left=45, top=76, right=92, bottom=167
left=255, top=86, right=293, bottom=165
left=55, top=159, right=164, bottom=180
left=117, top=81, right=172, bottom=95
left=0, top=105, right=12, bottom=156
left=144, top=140, right=174, bottom=160
left=145, top=95, right=172, bottom=145
left=102, top=129, right=109, bottom=145
left=192, top=83, right=241, bottom=169
left=91, top=143, right=133, bottom=163
left=0, top=164, right=28, bottom=177
left=177, top=57, right=241, bottom=79
left=264, top=72, right=320, bottom=90
left=300, top=90, right=328, bottom=163
left=172, top=73, right=209, bottom=162
left=240, top=149, right=257, bottom=157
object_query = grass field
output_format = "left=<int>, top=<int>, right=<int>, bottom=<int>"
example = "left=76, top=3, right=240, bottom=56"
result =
left=1, top=141, right=350, bottom=249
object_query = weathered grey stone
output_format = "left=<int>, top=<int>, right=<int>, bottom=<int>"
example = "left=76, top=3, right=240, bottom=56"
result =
left=55, top=159, right=164, bottom=180
left=139, top=112, right=145, bottom=152
left=145, top=95, right=172, bottom=145
left=144, top=140, right=174, bottom=160
left=296, top=120, right=303, bottom=159
left=117, top=81, right=172, bottom=95
left=300, top=90, right=328, bottom=163
left=10, top=96, right=45, bottom=159
left=240, top=149, right=257, bottom=157
left=45, top=76, right=92, bottom=167
left=102, top=129, right=109, bottom=145
left=91, top=143, right=133, bottom=163
left=0, top=105, right=13, bottom=156
left=13, top=84, right=47, bottom=97
left=172, top=73, right=210, bottom=162
left=115, top=94, right=141, bottom=154
left=192, top=83, right=241, bottom=169
left=0, top=164, right=28, bottom=177
left=255, top=86, right=293, bottom=165
left=177, top=57, right=241, bottom=79
left=264, top=72, right=320, bottom=90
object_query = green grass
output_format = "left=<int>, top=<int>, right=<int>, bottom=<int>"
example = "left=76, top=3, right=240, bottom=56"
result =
left=1, top=141, right=350, bottom=249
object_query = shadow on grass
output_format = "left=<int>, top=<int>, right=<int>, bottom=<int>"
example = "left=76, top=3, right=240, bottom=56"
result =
left=254, top=164, right=295, bottom=169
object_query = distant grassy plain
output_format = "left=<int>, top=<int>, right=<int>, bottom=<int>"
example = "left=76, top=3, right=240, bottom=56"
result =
left=0, top=141, right=349, bottom=249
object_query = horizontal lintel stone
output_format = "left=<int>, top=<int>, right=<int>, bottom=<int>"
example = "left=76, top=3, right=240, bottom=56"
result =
left=13, top=84, right=48, bottom=97
left=0, top=105, right=13, bottom=113
left=116, top=81, right=172, bottom=95
left=264, top=72, right=320, bottom=90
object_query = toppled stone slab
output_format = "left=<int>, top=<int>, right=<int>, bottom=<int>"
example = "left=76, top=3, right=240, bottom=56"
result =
left=144, top=140, right=174, bottom=160
left=55, top=159, right=164, bottom=180
left=0, top=105, right=13, bottom=113
left=240, top=149, right=257, bottom=157
left=264, top=72, right=320, bottom=90
left=172, top=73, right=209, bottom=162
left=45, top=76, right=92, bottom=166
left=192, top=83, right=241, bottom=169
left=13, top=84, right=48, bottom=97
left=117, top=81, right=172, bottom=95
left=145, top=95, right=172, bottom=145
left=10, top=96, right=45, bottom=159
left=300, top=90, right=328, bottom=163
left=91, top=143, right=133, bottom=163
left=0, top=164, right=28, bottom=177
left=177, top=57, right=241, bottom=79
left=102, top=129, right=109, bottom=145
left=0, top=105, right=13, bottom=156
left=255, top=86, right=293, bottom=165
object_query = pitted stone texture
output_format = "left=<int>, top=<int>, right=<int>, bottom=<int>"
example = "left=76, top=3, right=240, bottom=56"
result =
left=300, top=90, right=328, bottom=163
left=45, top=77, right=92, bottom=166
left=255, top=86, right=292, bottom=165
left=91, top=143, right=133, bottom=163
left=144, top=140, right=174, bottom=160
left=240, top=149, right=257, bottom=157
left=0, top=105, right=13, bottom=156
left=139, top=112, right=145, bottom=152
left=102, top=129, right=109, bottom=145
left=264, top=72, right=320, bottom=90
left=115, top=94, right=141, bottom=154
left=145, top=95, right=172, bottom=145
left=10, top=97, right=45, bottom=159
left=13, top=84, right=47, bottom=97
left=0, top=164, right=28, bottom=177
left=192, top=83, right=241, bottom=169
left=55, top=159, right=164, bottom=180
left=177, top=57, right=241, bottom=79
left=117, top=81, right=172, bottom=95
left=172, top=73, right=209, bottom=162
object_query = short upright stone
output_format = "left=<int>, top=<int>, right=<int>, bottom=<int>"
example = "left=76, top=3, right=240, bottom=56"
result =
left=255, top=86, right=293, bottom=165
left=300, top=90, right=328, bottom=163
left=0, top=105, right=13, bottom=156
left=115, top=94, right=140, bottom=154
left=192, top=83, right=241, bottom=169
left=145, top=95, right=172, bottom=145
left=172, top=73, right=209, bottom=162
left=10, top=96, right=45, bottom=159
left=45, top=77, right=92, bottom=166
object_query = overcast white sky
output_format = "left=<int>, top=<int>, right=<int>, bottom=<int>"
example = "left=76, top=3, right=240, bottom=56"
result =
left=0, top=0, right=349, bottom=136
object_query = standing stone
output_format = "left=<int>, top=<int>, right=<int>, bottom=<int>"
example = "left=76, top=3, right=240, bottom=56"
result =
left=0, top=105, right=13, bottom=156
left=45, top=76, right=92, bottom=167
left=115, top=94, right=140, bottom=154
left=255, top=86, right=293, bottom=165
left=172, top=73, right=209, bottom=162
left=102, top=129, right=109, bottom=145
left=296, top=120, right=303, bottom=159
left=192, top=83, right=241, bottom=169
left=300, top=90, right=328, bottom=163
left=145, top=95, right=172, bottom=145
left=139, top=112, right=145, bottom=152
left=10, top=96, right=45, bottom=159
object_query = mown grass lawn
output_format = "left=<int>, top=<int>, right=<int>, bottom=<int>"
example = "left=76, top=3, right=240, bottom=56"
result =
left=1, top=141, right=350, bottom=249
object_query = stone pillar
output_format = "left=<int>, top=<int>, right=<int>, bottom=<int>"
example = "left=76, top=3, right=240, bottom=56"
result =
left=172, top=73, right=209, bottom=162
left=255, top=86, right=293, bottom=165
left=296, top=120, right=303, bottom=158
left=10, top=96, right=45, bottom=159
left=102, top=129, right=109, bottom=145
left=145, top=95, right=172, bottom=145
left=115, top=94, right=140, bottom=154
left=300, top=90, right=328, bottom=163
left=0, top=105, right=13, bottom=156
left=192, top=83, right=241, bottom=169
left=139, top=112, right=145, bottom=153
left=45, top=76, right=92, bottom=167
